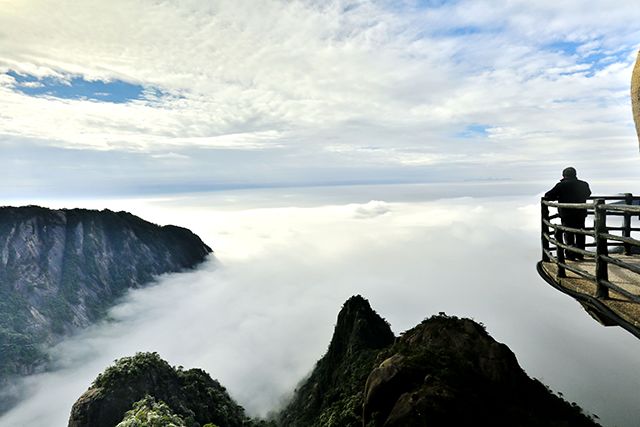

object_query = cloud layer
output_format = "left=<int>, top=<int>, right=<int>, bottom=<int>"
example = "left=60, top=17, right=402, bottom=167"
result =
left=1, top=1, right=640, bottom=196
left=1, top=188, right=640, bottom=427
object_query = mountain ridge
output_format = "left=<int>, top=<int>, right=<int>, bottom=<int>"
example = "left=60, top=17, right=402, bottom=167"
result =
left=0, top=205, right=212, bottom=405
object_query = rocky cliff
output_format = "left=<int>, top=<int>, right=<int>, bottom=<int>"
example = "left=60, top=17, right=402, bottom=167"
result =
left=0, top=206, right=212, bottom=391
left=279, top=295, right=395, bottom=426
left=70, top=296, right=601, bottom=426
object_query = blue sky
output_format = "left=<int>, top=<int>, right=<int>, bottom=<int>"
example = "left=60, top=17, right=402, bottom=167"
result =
left=7, top=71, right=146, bottom=103
left=1, top=0, right=639, bottom=198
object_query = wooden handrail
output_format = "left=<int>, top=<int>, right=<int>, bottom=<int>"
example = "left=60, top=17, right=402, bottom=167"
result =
left=587, top=195, right=640, bottom=201
left=584, top=242, right=635, bottom=247
left=542, top=219, right=595, bottom=237
left=542, top=201, right=593, bottom=209
left=543, top=249, right=596, bottom=280
left=544, top=234, right=593, bottom=257
left=540, top=194, right=640, bottom=302
left=600, top=233, right=640, bottom=247
left=601, top=255, right=640, bottom=276
left=542, top=200, right=640, bottom=212
left=598, top=279, right=640, bottom=304
left=598, top=204, right=640, bottom=213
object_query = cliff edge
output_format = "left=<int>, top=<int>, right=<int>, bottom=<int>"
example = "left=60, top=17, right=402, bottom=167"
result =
left=0, top=206, right=212, bottom=393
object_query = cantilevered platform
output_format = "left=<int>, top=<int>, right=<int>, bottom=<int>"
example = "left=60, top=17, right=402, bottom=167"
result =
left=538, top=196, right=640, bottom=338
left=538, top=257, right=640, bottom=338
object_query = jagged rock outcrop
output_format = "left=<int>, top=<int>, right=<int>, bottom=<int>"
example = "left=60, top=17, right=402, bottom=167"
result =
left=0, top=206, right=212, bottom=390
left=68, top=352, right=252, bottom=427
left=279, top=298, right=601, bottom=427
left=279, top=295, right=395, bottom=427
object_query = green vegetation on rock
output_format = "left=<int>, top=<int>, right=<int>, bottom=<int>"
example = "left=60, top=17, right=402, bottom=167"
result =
left=116, top=396, right=187, bottom=427
left=69, top=352, right=270, bottom=427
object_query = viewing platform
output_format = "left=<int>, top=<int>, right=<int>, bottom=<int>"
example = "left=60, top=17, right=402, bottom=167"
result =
left=537, top=195, right=640, bottom=338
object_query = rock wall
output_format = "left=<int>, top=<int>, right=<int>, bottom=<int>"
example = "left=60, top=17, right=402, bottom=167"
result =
left=631, top=50, right=640, bottom=149
left=0, top=206, right=212, bottom=389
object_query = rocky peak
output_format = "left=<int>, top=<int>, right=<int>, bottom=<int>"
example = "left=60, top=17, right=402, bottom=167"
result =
left=398, top=314, right=521, bottom=384
left=68, top=352, right=252, bottom=427
left=279, top=296, right=395, bottom=427
left=325, top=295, right=395, bottom=363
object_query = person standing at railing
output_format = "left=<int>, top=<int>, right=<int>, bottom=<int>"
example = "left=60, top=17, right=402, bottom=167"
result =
left=544, top=167, right=592, bottom=260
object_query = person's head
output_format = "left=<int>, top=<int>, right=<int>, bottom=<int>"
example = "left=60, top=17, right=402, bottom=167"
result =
left=562, top=167, right=577, bottom=179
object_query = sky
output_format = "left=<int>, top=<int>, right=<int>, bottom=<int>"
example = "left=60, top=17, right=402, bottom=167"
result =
left=1, top=191, right=639, bottom=427
left=1, top=0, right=640, bottom=199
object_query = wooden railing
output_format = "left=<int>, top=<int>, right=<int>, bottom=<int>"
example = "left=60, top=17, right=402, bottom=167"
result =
left=541, top=194, right=640, bottom=303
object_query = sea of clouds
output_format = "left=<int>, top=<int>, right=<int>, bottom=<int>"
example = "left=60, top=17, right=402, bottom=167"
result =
left=1, top=184, right=640, bottom=427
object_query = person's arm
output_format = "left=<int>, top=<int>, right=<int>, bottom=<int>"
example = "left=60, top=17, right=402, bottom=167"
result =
left=544, top=183, right=560, bottom=200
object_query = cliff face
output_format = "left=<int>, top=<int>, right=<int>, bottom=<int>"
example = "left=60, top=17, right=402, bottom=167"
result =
left=279, top=295, right=395, bottom=427
left=0, top=206, right=212, bottom=386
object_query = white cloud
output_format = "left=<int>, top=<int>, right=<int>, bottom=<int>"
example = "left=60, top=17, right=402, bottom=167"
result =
left=17, top=81, right=44, bottom=88
left=150, top=152, right=191, bottom=160
left=171, top=131, right=285, bottom=150
left=352, top=199, right=390, bottom=218
left=1, top=0, right=639, bottom=194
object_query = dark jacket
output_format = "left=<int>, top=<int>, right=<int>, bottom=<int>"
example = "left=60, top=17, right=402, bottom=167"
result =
left=544, top=177, right=591, bottom=219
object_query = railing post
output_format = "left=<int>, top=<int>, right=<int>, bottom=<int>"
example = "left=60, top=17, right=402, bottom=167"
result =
left=541, top=198, right=550, bottom=262
left=556, top=230, right=566, bottom=278
left=555, top=206, right=566, bottom=278
left=594, top=199, right=609, bottom=299
left=623, top=193, right=632, bottom=255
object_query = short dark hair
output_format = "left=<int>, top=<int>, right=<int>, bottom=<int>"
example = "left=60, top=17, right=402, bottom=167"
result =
left=562, top=167, right=577, bottom=178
